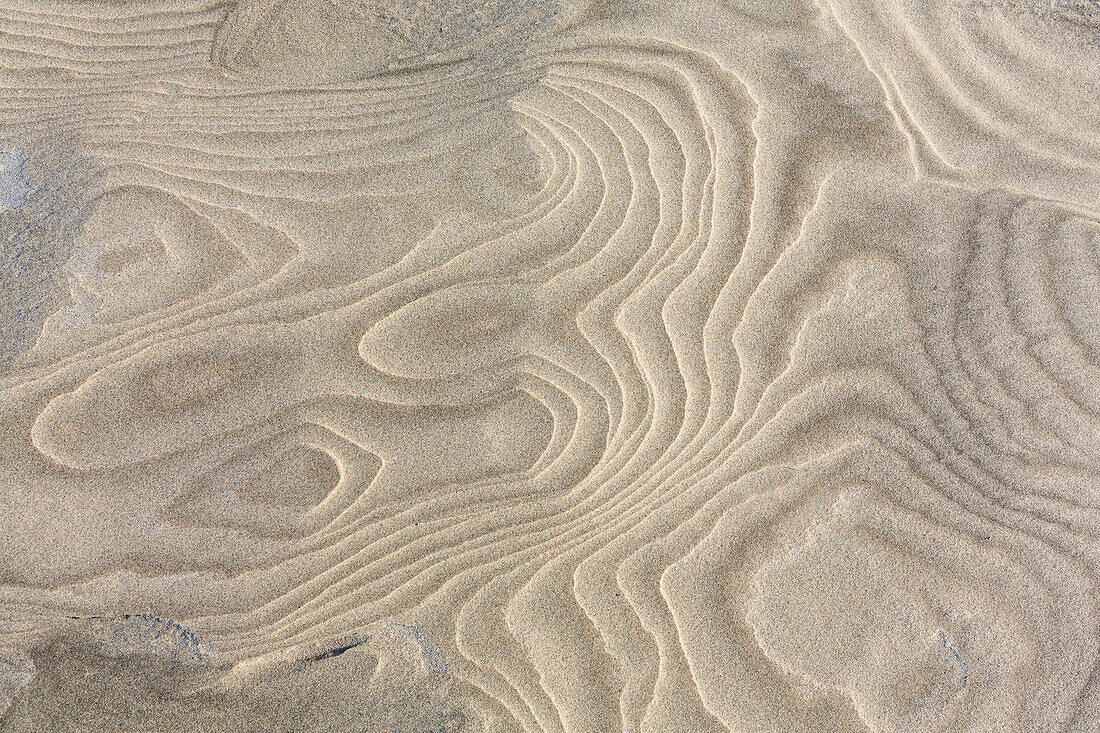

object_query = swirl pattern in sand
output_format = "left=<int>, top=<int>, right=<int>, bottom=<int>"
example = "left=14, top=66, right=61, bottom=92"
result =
left=1, top=0, right=1099, bottom=730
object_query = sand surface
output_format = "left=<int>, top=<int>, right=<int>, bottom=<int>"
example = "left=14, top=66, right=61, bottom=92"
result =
left=1, top=0, right=1099, bottom=730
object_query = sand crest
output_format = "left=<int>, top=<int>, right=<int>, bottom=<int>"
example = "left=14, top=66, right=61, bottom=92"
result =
left=1, top=0, right=1099, bottom=730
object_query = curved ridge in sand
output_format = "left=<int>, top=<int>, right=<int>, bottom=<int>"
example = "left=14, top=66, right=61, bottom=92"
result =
left=2, top=0, right=1100, bottom=730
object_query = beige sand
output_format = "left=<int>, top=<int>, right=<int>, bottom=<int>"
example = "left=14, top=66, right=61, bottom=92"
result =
left=1, top=0, right=1099, bottom=730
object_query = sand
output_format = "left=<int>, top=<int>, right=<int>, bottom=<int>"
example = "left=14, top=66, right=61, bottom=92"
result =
left=1, top=0, right=1099, bottom=730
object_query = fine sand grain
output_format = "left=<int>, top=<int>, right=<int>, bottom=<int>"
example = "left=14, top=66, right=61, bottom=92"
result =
left=2, top=0, right=1100, bottom=730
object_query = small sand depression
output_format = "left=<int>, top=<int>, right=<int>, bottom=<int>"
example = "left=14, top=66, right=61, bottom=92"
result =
left=1, top=0, right=1099, bottom=730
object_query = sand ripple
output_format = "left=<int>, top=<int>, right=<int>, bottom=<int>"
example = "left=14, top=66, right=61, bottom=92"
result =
left=1, top=0, right=1099, bottom=731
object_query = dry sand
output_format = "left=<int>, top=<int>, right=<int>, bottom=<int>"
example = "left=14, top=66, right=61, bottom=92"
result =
left=1, top=0, right=1099, bottom=730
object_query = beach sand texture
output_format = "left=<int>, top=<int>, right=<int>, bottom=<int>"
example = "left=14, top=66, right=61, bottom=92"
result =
left=2, top=0, right=1100, bottom=730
